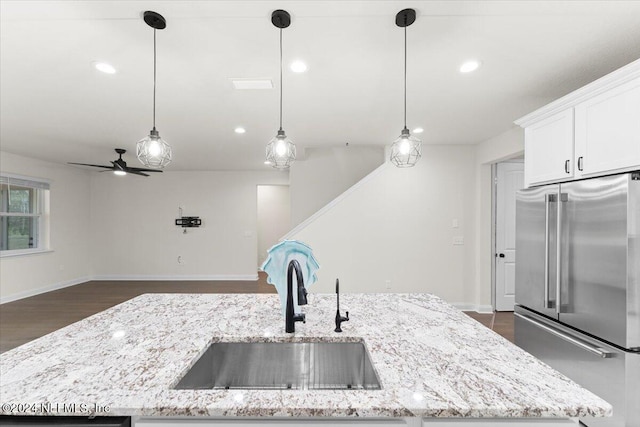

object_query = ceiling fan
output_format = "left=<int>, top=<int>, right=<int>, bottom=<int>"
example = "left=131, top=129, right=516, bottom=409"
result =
left=68, top=149, right=163, bottom=177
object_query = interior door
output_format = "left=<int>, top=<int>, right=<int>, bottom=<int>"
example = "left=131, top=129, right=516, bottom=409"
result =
left=495, top=162, right=524, bottom=311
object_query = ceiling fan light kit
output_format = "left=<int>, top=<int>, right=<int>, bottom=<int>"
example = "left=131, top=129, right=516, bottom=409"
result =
left=265, top=9, right=296, bottom=170
left=136, top=10, right=172, bottom=169
left=390, top=8, right=422, bottom=168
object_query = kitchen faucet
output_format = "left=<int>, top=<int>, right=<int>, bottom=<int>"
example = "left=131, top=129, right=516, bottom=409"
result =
left=334, top=278, right=349, bottom=332
left=285, top=259, right=307, bottom=333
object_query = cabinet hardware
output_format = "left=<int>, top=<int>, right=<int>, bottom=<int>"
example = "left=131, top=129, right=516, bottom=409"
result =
left=564, top=159, right=570, bottom=174
left=578, top=156, right=584, bottom=171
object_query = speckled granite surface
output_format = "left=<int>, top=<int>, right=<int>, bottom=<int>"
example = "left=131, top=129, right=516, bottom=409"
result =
left=0, top=293, right=611, bottom=419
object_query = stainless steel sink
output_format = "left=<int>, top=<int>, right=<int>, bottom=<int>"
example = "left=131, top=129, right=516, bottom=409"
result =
left=174, top=341, right=381, bottom=390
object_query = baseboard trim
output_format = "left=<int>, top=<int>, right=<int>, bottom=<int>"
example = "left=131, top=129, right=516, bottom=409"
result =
left=0, top=276, right=91, bottom=304
left=90, top=274, right=259, bottom=281
left=452, top=303, right=494, bottom=314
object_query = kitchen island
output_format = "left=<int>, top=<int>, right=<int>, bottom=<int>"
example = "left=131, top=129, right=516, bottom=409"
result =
left=0, top=293, right=611, bottom=424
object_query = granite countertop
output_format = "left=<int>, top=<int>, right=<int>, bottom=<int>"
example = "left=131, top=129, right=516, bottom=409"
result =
left=0, top=293, right=611, bottom=419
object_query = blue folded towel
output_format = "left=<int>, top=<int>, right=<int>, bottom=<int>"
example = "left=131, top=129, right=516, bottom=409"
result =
left=261, top=240, right=320, bottom=316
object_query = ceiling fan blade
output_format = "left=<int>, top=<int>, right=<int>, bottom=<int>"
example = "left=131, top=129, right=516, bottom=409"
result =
left=127, top=167, right=163, bottom=173
left=127, top=170, right=150, bottom=177
left=68, top=162, right=114, bottom=170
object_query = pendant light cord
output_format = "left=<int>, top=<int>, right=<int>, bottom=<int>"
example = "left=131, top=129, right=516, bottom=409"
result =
left=279, top=28, right=283, bottom=131
left=404, top=25, right=407, bottom=130
left=153, top=28, right=157, bottom=130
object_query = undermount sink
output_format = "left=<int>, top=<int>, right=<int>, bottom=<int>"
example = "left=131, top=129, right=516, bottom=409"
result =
left=174, top=341, right=382, bottom=390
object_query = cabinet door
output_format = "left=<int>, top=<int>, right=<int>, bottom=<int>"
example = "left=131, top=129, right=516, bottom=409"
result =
left=524, top=109, right=574, bottom=187
left=575, top=77, right=640, bottom=177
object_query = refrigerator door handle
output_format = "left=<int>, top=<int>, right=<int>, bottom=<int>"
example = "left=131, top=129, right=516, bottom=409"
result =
left=544, top=193, right=554, bottom=309
left=556, top=192, right=568, bottom=315
left=514, top=312, right=614, bottom=358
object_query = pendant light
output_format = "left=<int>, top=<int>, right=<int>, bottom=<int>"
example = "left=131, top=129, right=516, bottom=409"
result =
left=266, top=10, right=296, bottom=170
left=136, top=11, right=172, bottom=169
left=390, top=9, right=422, bottom=168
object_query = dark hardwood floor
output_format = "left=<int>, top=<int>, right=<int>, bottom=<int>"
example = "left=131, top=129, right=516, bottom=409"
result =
left=0, top=276, right=514, bottom=353
left=465, top=311, right=515, bottom=343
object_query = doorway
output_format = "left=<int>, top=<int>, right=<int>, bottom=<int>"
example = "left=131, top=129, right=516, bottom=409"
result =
left=494, top=161, right=524, bottom=311
left=257, top=185, right=291, bottom=267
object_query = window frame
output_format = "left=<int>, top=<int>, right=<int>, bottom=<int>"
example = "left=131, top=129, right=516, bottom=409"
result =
left=0, top=173, right=51, bottom=257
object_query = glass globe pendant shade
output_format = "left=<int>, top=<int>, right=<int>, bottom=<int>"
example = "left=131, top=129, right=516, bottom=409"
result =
left=136, top=128, right=172, bottom=169
left=266, top=130, right=296, bottom=169
left=390, top=128, right=422, bottom=168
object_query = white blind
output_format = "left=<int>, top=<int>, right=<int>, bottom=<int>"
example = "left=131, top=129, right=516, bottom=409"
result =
left=0, top=174, right=50, bottom=190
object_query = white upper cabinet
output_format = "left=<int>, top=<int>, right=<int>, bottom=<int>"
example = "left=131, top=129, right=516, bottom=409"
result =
left=574, top=77, right=640, bottom=178
left=516, top=59, right=640, bottom=187
left=524, top=109, right=574, bottom=186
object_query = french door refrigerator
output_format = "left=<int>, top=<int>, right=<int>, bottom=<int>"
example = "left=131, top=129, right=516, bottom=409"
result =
left=514, top=172, right=640, bottom=427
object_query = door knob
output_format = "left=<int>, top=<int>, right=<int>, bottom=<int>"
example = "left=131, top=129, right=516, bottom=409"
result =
left=496, top=253, right=505, bottom=258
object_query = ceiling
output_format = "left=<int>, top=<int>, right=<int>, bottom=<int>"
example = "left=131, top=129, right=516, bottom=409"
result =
left=1, top=1, right=640, bottom=171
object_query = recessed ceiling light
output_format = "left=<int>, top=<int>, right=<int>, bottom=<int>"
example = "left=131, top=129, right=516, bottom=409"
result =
left=234, top=127, right=246, bottom=134
left=93, top=61, right=117, bottom=74
left=413, top=127, right=424, bottom=134
left=231, top=79, right=273, bottom=90
left=264, top=160, right=272, bottom=165
left=460, top=60, right=481, bottom=73
left=290, top=60, right=307, bottom=73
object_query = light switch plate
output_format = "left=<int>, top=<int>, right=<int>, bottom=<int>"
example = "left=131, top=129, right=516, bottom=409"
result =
left=453, top=236, right=464, bottom=245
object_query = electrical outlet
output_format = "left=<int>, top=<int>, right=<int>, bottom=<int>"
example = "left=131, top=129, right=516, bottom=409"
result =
left=452, top=219, right=459, bottom=228
left=385, top=280, right=392, bottom=290
left=453, top=236, right=464, bottom=245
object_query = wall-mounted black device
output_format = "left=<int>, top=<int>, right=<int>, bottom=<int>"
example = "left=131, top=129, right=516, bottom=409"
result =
left=175, top=217, right=201, bottom=228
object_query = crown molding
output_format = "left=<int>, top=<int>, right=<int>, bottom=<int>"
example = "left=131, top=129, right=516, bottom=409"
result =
left=515, top=58, right=640, bottom=128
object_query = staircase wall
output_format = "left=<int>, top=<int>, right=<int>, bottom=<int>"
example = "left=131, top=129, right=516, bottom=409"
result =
left=286, top=145, right=478, bottom=306
left=289, top=146, right=384, bottom=227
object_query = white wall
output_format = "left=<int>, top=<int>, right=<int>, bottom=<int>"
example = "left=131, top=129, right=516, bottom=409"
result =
left=289, top=146, right=384, bottom=227
left=1, top=127, right=522, bottom=308
left=287, top=145, right=478, bottom=306
left=0, top=152, right=92, bottom=302
left=476, top=127, right=525, bottom=165
left=257, top=185, right=290, bottom=267
left=90, top=170, right=288, bottom=279
left=473, top=127, right=524, bottom=309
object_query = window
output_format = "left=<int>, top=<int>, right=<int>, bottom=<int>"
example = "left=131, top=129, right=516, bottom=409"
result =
left=0, top=174, right=50, bottom=255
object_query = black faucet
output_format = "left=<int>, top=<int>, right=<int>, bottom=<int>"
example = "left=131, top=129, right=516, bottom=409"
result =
left=285, top=259, right=308, bottom=333
left=334, top=278, right=349, bottom=332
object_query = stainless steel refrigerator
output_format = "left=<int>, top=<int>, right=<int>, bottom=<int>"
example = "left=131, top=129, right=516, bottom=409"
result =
left=514, top=172, right=640, bottom=427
